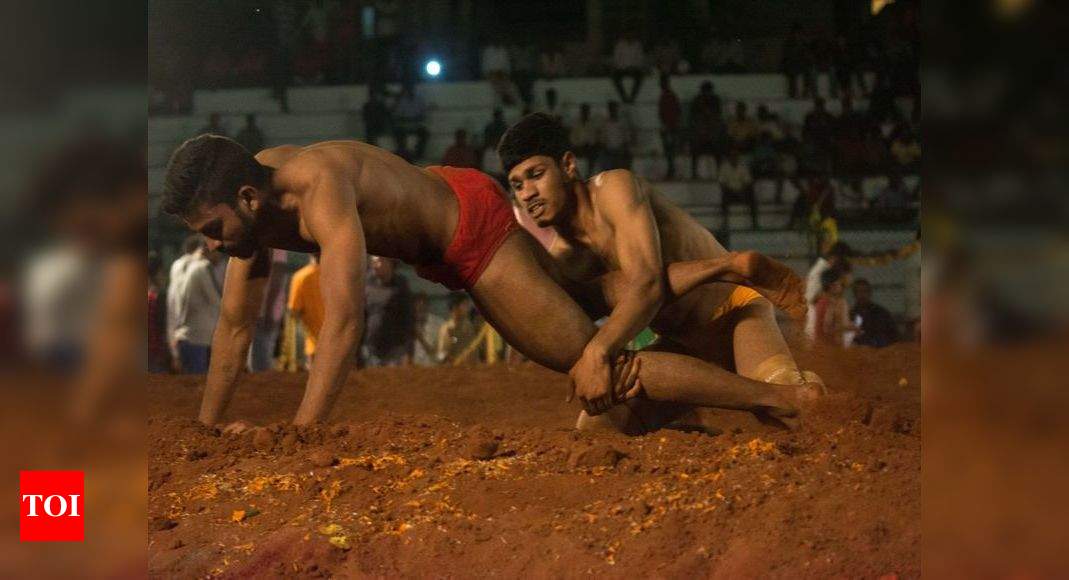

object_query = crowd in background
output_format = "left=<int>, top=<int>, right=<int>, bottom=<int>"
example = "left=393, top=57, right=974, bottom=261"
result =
left=150, top=0, right=919, bottom=117
left=149, top=235, right=493, bottom=374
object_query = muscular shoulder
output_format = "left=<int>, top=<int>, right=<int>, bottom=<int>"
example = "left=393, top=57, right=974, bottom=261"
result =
left=589, top=170, right=651, bottom=223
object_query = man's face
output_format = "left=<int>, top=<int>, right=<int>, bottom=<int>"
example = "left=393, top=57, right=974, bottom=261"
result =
left=185, top=201, right=259, bottom=260
left=507, top=155, right=573, bottom=227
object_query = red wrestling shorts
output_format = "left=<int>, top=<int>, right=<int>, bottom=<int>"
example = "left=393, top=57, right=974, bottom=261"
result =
left=415, top=166, right=518, bottom=291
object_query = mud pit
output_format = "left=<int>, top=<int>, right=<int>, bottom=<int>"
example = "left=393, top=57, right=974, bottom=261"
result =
left=148, top=342, right=919, bottom=578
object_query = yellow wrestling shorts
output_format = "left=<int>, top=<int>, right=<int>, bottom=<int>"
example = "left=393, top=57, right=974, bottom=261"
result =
left=709, top=285, right=764, bottom=322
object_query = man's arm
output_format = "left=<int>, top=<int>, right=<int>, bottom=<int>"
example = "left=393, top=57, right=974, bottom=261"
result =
left=198, top=252, right=270, bottom=425
left=570, top=171, right=665, bottom=413
left=292, top=171, right=366, bottom=425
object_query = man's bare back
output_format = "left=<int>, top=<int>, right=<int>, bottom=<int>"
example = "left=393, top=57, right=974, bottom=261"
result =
left=249, top=141, right=458, bottom=265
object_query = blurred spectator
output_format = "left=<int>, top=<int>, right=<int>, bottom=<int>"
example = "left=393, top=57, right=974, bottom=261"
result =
left=874, top=173, right=912, bottom=211
left=411, top=292, right=445, bottom=366
left=540, top=88, right=562, bottom=121
left=802, top=97, right=836, bottom=172
left=570, top=103, right=603, bottom=175
left=690, top=81, right=727, bottom=179
left=482, top=108, right=509, bottom=177
left=442, top=129, right=479, bottom=169
left=288, top=255, right=323, bottom=366
left=611, top=32, right=646, bottom=104
left=437, top=293, right=477, bottom=363
left=167, top=236, right=203, bottom=367
left=652, top=39, right=681, bottom=76
left=756, top=104, right=785, bottom=142
left=481, top=38, right=517, bottom=106
left=248, top=251, right=292, bottom=372
left=540, top=44, right=567, bottom=80
left=234, top=114, right=266, bottom=154
left=392, top=80, right=429, bottom=161
left=658, top=75, right=682, bottom=180
left=717, top=147, right=757, bottom=229
left=362, top=87, right=392, bottom=146
left=850, top=278, right=900, bottom=348
left=198, top=112, right=227, bottom=137
left=790, top=174, right=837, bottom=230
left=511, top=43, right=538, bottom=108
left=363, top=256, right=413, bottom=367
left=813, top=266, right=854, bottom=347
left=750, top=132, right=780, bottom=182
left=727, top=102, right=759, bottom=151
left=831, top=34, right=859, bottom=99
left=173, top=248, right=223, bottom=374
left=782, top=23, right=814, bottom=98
left=805, top=240, right=852, bottom=339
left=148, top=252, right=169, bottom=373
left=835, top=96, right=870, bottom=174
left=600, top=101, right=633, bottom=171
left=858, top=124, right=890, bottom=174
left=890, top=125, right=921, bottom=170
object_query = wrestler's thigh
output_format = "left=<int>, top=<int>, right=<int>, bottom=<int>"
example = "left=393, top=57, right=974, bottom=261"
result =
left=469, top=230, right=596, bottom=373
left=730, top=298, right=794, bottom=379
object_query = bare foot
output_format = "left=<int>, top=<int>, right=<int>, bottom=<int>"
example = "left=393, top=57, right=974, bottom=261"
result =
left=727, top=251, right=807, bottom=320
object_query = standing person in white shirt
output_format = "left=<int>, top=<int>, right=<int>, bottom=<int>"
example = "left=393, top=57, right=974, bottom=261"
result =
left=166, top=235, right=204, bottom=369
left=411, top=292, right=445, bottom=366
left=611, top=32, right=646, bottom=104
left=804, top=240, right=852, bottom=340
left=173, top=248, right=224, bottom=373
left=717, top=147, right=757, bottom=229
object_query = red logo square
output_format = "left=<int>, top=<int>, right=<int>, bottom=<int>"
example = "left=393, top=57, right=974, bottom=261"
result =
left=19, top=470, right=84, bottom=542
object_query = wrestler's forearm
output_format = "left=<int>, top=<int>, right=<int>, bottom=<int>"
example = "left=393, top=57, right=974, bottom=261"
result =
left=292, top=318, right=360, bottom=425
left=589, top=282, right=664, bottom=356
left=199, top=320, right=254, bottom=426
left=665, top=257, right=741, bottom=297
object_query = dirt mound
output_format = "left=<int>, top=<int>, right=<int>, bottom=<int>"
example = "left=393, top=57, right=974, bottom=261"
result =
left=148, top=343, right=920, bottom=578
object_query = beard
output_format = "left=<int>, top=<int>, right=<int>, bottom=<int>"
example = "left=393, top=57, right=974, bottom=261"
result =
left=224, top=210, right=259, bottom=259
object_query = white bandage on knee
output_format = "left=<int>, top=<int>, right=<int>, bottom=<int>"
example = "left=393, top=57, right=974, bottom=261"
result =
left=752, top=354, right=805, bottom=385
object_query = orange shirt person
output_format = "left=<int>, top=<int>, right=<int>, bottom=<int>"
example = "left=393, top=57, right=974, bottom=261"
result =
left=287, top=255, right=324, bottom=360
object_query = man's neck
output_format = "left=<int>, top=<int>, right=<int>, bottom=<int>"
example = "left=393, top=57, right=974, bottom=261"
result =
left=559, top=179, right=595, bottom=244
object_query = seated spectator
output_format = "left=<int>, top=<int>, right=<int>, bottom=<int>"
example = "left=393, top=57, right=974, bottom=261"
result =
left=234, top=114, right=265, bottom=154
left=850, top=278, right=900, bottom=348
left=392, top=80, right=429, bottom=162
left=437, top=293, right=477, bottom=363
left=890, top=125, right=921, bottom=169
left=198, top=112, right=227, bottom=137
left=600, top=101, right=633, bottom=170
left=540, top=44, right=567, bottom=80
left=750, top=132, right=780, bottom=180
left=790, top=174, right=837, bottom=230
left=442, top=129, right=479, bottom=169
left=756, top=104, right=785, bottom=142
left=570, top=103, right=603, bottom=175
left=611, top=32, right=646, bottom=104
left=411, top=293, right=445, bottom=366
left=363, top=256, right=413, bottom=367
left=481, top=38, right=517, bottom=106
left=362, top=87, right=392, bottom=146
left=717, top=147, right=757, bottom=229
left=859, top=124, right=890, bottom=174
left=727, top=101, right=759, bottom=151
left=690, top=82, right=727, bottom=179
left=873, top=173, right=912, bottom=211
left=658, top=74, right=683, bottom=180
left=540, top=88, right=562, bottom=121
left=802, top=97, right=836, bottom=173
left=812, top=267, right=855, bottom=347
left=510, top=43, right=538, bottom=108
left=482, top=108, right=509, bottom=176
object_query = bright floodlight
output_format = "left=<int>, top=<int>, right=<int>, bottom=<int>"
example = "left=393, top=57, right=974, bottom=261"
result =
left=425, top=60, right=442, bottom=77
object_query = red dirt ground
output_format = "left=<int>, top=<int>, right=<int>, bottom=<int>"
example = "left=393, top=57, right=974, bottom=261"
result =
left=148, top=342, right=919, bottom=578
